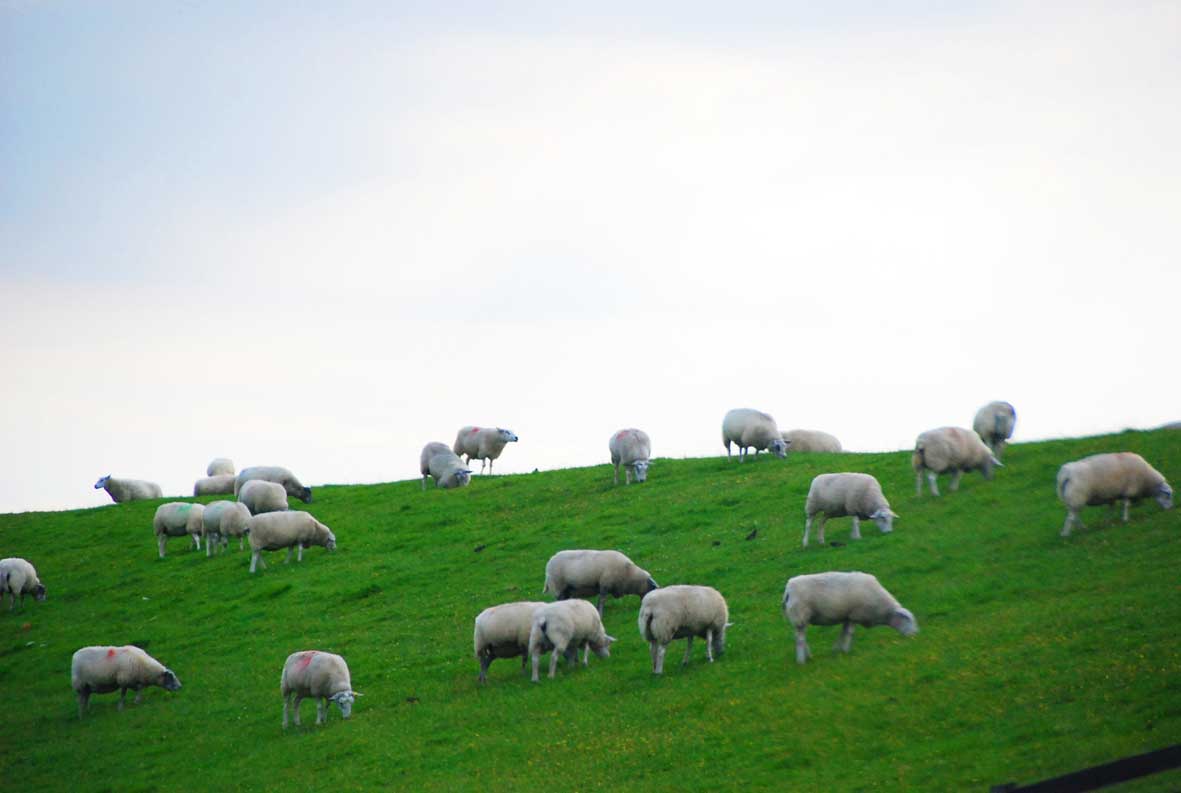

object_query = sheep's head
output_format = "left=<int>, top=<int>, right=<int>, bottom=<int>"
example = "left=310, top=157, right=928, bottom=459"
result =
left=888, top=608, right=919, bottom=637
left=160, top=669, right=182, bottom=691
left=982, top=455, right=1003, bottom=480
left=94, top=475, right=110, bottom=490
left=712, top=623, right=732, bottom=658
left=632, top=460, right=650, bottom=483
left=454, top=469, right=473, bottom=488
left=324, top=532, right=337, bottom=551
left=769, top=439, right=788, bottom=458
left=497, top=428, right=519, bottom=443
left=32, top=583, right=47, bottom=602
left=298, top=487, right=313, bottom=503
left=1157, top=484, right=1174, bottom=510
left=870, top=508, right=897, bottom=534
left=330, top=690, right=358, bottom=719
left=591, top=634, right=616, bottom=658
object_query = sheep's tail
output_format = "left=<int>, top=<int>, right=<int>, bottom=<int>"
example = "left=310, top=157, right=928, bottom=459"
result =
left=1057, top=474, right=1070, bottom=501
left=642, top=610, right=654, bottom=641
left=542, top=571, right=554, bottom=595
left=781, top=588, right=790, bottom=611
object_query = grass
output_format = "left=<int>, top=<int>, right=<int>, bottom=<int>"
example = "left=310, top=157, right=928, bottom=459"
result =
left=1, top=430, right=1178, bottom=792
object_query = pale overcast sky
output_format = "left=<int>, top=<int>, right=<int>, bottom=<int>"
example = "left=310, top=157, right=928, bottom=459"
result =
left=2, top=1, right=1178, bottom=513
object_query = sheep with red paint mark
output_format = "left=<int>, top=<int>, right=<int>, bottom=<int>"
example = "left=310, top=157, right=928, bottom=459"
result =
left=280, top=650, right=359, bottom=727
left=71, top=645, right=181, bottom=718
left=609, top=428, right=651, bottom=485
left=453, top=426, right=518, bottom=474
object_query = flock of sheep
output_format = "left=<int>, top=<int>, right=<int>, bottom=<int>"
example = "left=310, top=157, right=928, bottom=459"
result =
left=2, top=403, right=1175, bottom=726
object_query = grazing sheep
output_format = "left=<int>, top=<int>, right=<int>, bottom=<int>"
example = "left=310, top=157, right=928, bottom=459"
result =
left=202, top=500, right=252, bottom=555
left=528, top=600, right=616, bottom=682
left=193, top=474, right=235, bottom=497
left=206, top=457, right=235, bottom=477
left=152, top=502, right=206, bottom=558
left=94, top=475, right=162, bottom=504
left=420, top=442, right=472, bottom=490
left=543, top=549, right=658, bottom=616
left=0, top=558, right=47, bottom=610
left=912, top=426, right=1001, bottom=496
left=233, top=466, right=312, bottom=503
left=803, top=473, right=897, bottom=548
left=972, top=401, right=1017, bottom=461
left=473, top=601, right=547, bottom=683
left=71, top=645, right=182, bottom=719
left=280, top=650, right=359, bottom=728
left=781, top=429, right=843, bottom=453
left=238, top=479, right=289, bottom=515
left=637, top=585, right=730, bottom=674
left=248, top=511, right=336, bottom=573
left=1057, top=452, right=1173, bottom=537
left=722, top=408, right=789, bottom=462
left=453, top=426, right=519, bottom=474
left=782, top=571, right=918, bottom=665
left=609, top=428, right=651, bottom=485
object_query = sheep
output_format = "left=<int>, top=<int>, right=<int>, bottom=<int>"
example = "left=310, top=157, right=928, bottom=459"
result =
left=1056, top=452, right=1173, bottom=537
left=193, top=473, right=235, bottom=497
left=0, top=558, right=47, bottom=611
left=202, top=500, right=252, bottom=555
left=94, top=475, right=162, bottom=504
left=803, top=473, right=897, bottom=548
left=280, top=650, right=359, bottom=728
left=152, top=502, right=206, bottom=558
left=912, top=426, right=1001, bottom=496
left=542, top=549, right=658, bottom=616
left=233, top=466, right=312, bottom=503
left=238, top=479, right=290, bottom=515
left=528, top=599, right=616, bottom=682
left=453, top=426, right=519, bottom=474
left=972, top=401, right=1017, bottom=461
left=420, top=442, right=472, bottom=490
left=609, top=428, right=651, bottom=485
left=782, top=571, right=918, bottom=665
left=722, top=408, right=789, bottom=462
left=71, top=645, right=182, bottom=719
left=248, top=511, right=336, bottom=573
left=781, top=429, right=843, bottom=453
left=637, top=585, right=730, bottom=674
left=206, top=457, right=235, bottom=476
left=473, top=601, right=547, bottom=683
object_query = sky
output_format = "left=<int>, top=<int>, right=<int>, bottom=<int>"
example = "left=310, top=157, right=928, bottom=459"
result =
left=2, top=1, right=1179, bottom=513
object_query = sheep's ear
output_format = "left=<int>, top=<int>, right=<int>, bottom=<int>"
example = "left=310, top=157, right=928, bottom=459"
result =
left=724, top=622, right=735, bottom=628
left=991, top=456, right=1003, bottom=467
left=352, top=691, right=363, bottom=697
left=889, top=510, right=900, bottom=519
left=605, top=635, right=617, bottom=643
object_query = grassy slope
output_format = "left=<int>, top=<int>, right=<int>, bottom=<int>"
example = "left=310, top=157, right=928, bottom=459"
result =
left=1, top=430, right=1178, bottom=792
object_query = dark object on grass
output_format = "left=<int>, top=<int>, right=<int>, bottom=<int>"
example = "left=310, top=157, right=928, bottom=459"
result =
left=990, top=743, right=1181, bottom=792
left=406, top=696, right=420, bottom=704
left=711, top=540, right=721, bottom=547
left=745, top=528, right=758, bottom=541
left=473, top=544, right=486, bottom=553
left=829, top=541, right=845, bottom=547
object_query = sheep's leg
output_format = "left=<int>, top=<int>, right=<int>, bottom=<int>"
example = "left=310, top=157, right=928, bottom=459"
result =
left=705, top=629, right=714, bottom=663
left=297, top=543, right=304, bottom=562
left=582, top=642, right=591, bottom=666
left=548, top=646, right=562, bottom=678
left=794, top=626, right=811, bottom=664
left=250, top=551, right=260, bottom=573
left=292, top=695, right=303, bottom=725
left=654, top=644, right=667, bottom=675
left=478, top=654, right=491, bottom=684
left=949, top=470, right=963, bottom=491
left=649, top=641, right=658, bottom=672
left=193, top=534, right=201, bottom=550
left=531, top=652, right=541, bottom=683
left=851, top=517, right=862, bottom=540
left=683, top=636, right=694, bottom=666
left=118, top=688, right=127, bottom=710
left=838, top=622, right=854, bottom=653
left=613, top=464, right=620, bottom=485
left=596, top=592, right=605, bottom=617
left=625, top=467, right=632, bottom=485
left=134, top=688, right=143, bottom=705
left=158, top=535, right=167, bottom=559
left=283, top=694, right=290, bottom=728
left=816, top=516, right=827, bottom=546
left=285, top=547, right=293, bottom=563
left=1121, top=498, right=1131, bottom=522
left=803, top=515, right=812, bottom=548
left=317, top=698, right=326, bottom=724
left=205, top=535, right=212, bottom=557
left=739, top=446, right=746, bottom=463
left=77, top=690, right=90, bottom=720
left=239, top=537, right=245, bottom=551
left=915, top=472, right=923, bottom=496
left=927, top=471, right=940, bottom=496
left=725, top=441, right=732, bottom=459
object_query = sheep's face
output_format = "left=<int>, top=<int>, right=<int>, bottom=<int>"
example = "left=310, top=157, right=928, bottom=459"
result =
left=324, top=535, right=337, bottom=552
left=643, top=576, right=659, bottom=595
left=632, top=460, right=649, bottom=483
left=591, top=634, right=616, bottom=658
left=497, top=428, right=519, bottom=443
left=453, top=470, right=472, bottom=488
left=888, top=608, right=919, bottom=637
left=33, top=584, right=47, bottom=602
left=1157, top=485, right=1174, bottom=510
left=331, top=691, right=356, bottom=719
left=769, top=439, right=788, bottom=458
left=298, top=487, right=313, bottom=504
left=160, top=669, right=182, bottom=691
left=711, top=627, right=728, bottom=658
left=870, top=508, right=896, bottom=534
left=94, top=475, right=110, bottom=490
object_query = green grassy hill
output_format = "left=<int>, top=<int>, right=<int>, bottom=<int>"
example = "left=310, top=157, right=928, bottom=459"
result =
left=2, top=430, right=1179, bottom=792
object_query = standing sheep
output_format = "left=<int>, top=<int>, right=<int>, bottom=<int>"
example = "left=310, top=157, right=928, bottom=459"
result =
left=912, top=426, right=1001, bottom=496
left=202, top=500, right=252, bottom=554
left=453, top=426, right=519, bottom=474
left=1056, top=452, right=1173, bottom=537
left=248, top=511, right=336, bottom=573
left=542, top=549, right=658, bottom=616
left=803, top=473, right=897, bottom=548
left=71, top=645, right=182, bottom=718
left=94, top=475, right=162, bottom=504
left=0, top=558, right=47, bottom=610
left=280, top=650, right=359, bottom=728
left=637, top=585, right=730, bottom=675
left=206, top=457, right=235, bottom=476
left=722, top=408, right=789, bottom=462
left=420, top=442, right=472, bottom=490
left=528, top=599, right=616, bottom=682
left=473, top=601, right=547, bottom=683
left=193, top=474, right=235, bottom=496
left=781, top=429, right=843, bottom=453
left=152, top=502, right=206, bottom=558
left=238, top=480, right=290, bottom=515
left=972, top=401, right=1017, bottom=461
left=609, top=428, right=651, bottom=485
left=782, top=572, right=918, bottom=665
left=233, top=466, right=312, bottom=503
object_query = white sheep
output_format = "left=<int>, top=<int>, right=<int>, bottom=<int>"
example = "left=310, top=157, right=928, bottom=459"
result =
left=637, top=585, right=730, bottom=674
left=420, top=442, right=472, bottom=490
left=972, top=401, right=1017, bottom=461
left=542, top=549, right=658, bottom=616
left=193, top=474, right=235, bottom=497
left=0, top=558, right=47, bottom=610
left=609, top=428, right=651, bottom=485
left=202, top=500, right=252, bottom=555
left=803, top=473, right=897, bottom=548
left=280, top=650, right=359, bottom=728
left=722, top=408, right=789, bottom=462
left=912, top=426, right=1001, bottom=496
left=233, top=466, right=312, bottom=503
left=528, top=599, right=616, bottom=682
left=94, top=475, right=162, bottom=504
left=473, top=601, right=547, bottom=683
left=781, top=429, right=843, bottom=453
left=782, top=571, right=918, bottom=665
left=248, top=511, right=336, bottom=573
left=453, top=426, right=519, bottom=474
left=206, top=457, right=235, bottom=476
left=71, top=645, right=182, bottom=718
left=152, top=502, right=206, bottom=558
left=1057, top=452, right=1173, bottom=537
left=238, top=479, right=290, bottom=515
